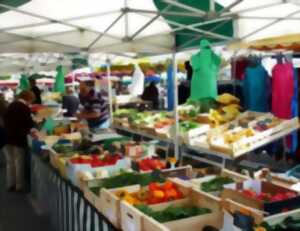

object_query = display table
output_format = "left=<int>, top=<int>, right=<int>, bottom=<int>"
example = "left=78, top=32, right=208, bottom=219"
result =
left=31, top=153, right=119, bottom=231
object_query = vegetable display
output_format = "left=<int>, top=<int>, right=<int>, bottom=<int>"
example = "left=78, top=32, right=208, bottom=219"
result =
left=201, top=177, right=234, bottom=192
left=89, top=171, right=165, bottom=195
left=52, top=143, right=74, bottom=154
left=241, top=189, right=297, bottom=202
left=137, top=158, right=166, bottom=171
left=70, top=154, right=122, bottom=167
left=135, top=204, right=211, bottom=223
left=115, top=181, right=184, bottom=205
left=259, top=217, right=300, bottom=231
left=179, top=121, right=199, bottom=133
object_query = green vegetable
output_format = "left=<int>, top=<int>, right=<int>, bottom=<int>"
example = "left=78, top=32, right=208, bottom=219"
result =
left=186, top=98, right=219, bottom=113
left=199, top=98, right=219, bottom=113
left=180, top=121, right=199, bottom=133
left=135, top=205, right=211, bottom=223
left=261, top=217, right=300, bottom=231
left=52, top=144, right=74, bottom=154
left=201, top=177, right=234, bottom=192
left=89, top=171, right=165, bottom=193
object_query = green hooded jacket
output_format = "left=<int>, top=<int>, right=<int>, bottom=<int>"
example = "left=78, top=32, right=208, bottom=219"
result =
left=190, top=39, right=221, bottom=100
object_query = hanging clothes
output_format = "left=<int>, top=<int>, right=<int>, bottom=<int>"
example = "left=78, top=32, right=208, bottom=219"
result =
left=290, top=68, right=298, bottom=154
left=129, top=63, right=144, bottom=96
left=19, top=74, right=30, bottom=91
left=272, top=62, right=294, bottom=119
left=190, top=39, right=221, bottom=100
left=54, top=65, right=65, bottom=94
left=243, top=58, right=270, bottom=112
left=231, top=56, right=249, bottom=80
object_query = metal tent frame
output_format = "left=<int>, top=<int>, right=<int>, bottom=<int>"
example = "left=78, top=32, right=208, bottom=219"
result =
left=1, top=0, right=300, bottom=163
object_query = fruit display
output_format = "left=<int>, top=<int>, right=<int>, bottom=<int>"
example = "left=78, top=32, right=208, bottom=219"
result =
left=201, top=177, right=234, bottom=193
left=217, top=93, right=240, bottom=105
left=115, top=181, right=184, bottom=205
left=70, top=154, right=122, bottom=167
left=136, top=158, right=166, bottom=171
left=135, top=204, right=211, bottom=223
left=221, top=180, right=300, bottom=216
left=241, top=189, right=297, bottom=203
left=202, top=112, right=299, bottom=157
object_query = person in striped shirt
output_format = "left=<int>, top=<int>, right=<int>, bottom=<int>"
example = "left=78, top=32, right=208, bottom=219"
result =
left=78, top=81, right=109, bottom=129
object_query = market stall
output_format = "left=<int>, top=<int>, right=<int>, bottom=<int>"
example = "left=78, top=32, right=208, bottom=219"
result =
left=3, top=1, right=300, bottom=231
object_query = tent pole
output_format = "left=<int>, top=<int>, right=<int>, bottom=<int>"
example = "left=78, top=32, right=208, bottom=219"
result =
left=210, top=0, right=215, bottom=12
left=106, top=58, right=114, bottom=125
left=172, top=51, right=179, bottom=161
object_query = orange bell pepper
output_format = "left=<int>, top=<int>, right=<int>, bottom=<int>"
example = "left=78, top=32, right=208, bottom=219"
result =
left=152, top=190, right=165, bottom=199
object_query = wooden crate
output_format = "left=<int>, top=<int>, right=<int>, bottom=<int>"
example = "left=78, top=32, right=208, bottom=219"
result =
left=264, top=208, right=300, bottom=226
left=159, top=165, right=194, bottom=179
left=98, top=178, right=191, bottom=229
left=180, top=125, right=210, bottom=144
left=207, top=113, right=299, bottom=158
left=221, top=180, right=300, bottom=224
left=190, top=169, right=249, bottom=201
left=81, top=177, right=106, bottom=206
left=96, top=185, right=140, bottom=229
left=254, top=169, right=299, bottom=190
left=121, top=189, right=223, bottom=231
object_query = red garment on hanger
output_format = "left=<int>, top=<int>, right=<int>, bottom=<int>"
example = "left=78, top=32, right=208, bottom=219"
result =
left=231, top=57, right=249, bottom=80
left=272, top=62, right=294, bottom=119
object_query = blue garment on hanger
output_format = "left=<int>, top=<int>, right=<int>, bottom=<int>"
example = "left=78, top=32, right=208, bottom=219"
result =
left=167, top=64, right=174, bottom=111
left=291, top=68, right=298, bottom=154
left=243, top=63, right=269, bottom=112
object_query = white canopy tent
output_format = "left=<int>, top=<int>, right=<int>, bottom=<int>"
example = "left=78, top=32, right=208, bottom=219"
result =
left=1, top=0, right=300, bottom=160
left=0, top=1, right=298, bottom=60
left=0, top=0, right=174, bottom=54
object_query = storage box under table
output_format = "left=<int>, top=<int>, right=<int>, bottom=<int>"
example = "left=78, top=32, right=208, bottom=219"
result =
left=120, top=189, right=223, bottom=231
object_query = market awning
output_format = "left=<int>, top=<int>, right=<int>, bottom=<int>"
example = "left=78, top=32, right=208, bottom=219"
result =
left=229, top=33, right=300, bottom=51
left=1, top=1, right=300, bottom=54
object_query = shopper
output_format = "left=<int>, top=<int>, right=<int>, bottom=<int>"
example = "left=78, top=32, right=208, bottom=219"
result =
left=62, top=87, right=80, bottom=117
left=178, top=80, right=190, bottom=105
left=78, top=81, right=109, bottom=129
left=0, top=93, right=8, bottom=166
left=141, top=81, right=159, bottom=109
left=3, top=90, right=35, bottom=192
left=29, top=78, right=42, bottom=104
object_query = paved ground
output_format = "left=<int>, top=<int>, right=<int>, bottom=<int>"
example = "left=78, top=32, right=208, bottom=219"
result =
left=0, top=157, right=52, bottom=231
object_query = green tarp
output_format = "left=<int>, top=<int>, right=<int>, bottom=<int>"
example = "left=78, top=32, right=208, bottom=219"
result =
left=0, top=0, right=30, bottom=14
left=154, top=0, right=234, bottom=49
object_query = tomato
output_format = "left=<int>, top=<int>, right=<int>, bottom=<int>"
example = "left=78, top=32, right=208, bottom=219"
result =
left=162, top=181, right=174, bottom=191
left=242, top=189, right=257, bottom=198
left=149, top=182, right=160, bottom=192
